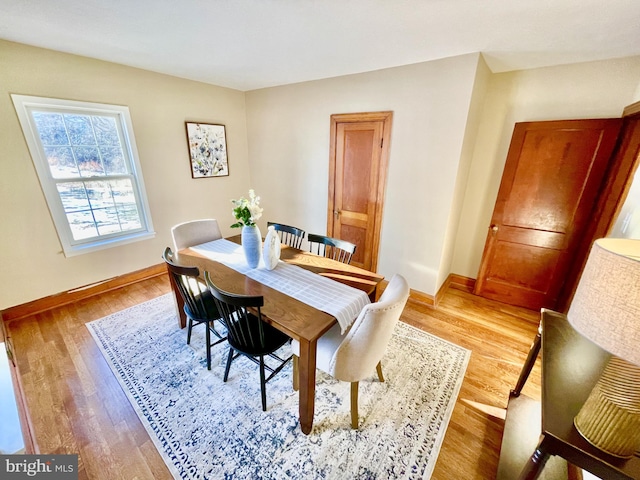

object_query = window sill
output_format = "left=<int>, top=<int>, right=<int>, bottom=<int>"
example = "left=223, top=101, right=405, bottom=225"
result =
left=63, top=231, right=156, bottom=257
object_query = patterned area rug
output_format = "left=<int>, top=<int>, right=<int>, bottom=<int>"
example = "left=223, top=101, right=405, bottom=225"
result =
left=87, top=294, right=470, bottom=479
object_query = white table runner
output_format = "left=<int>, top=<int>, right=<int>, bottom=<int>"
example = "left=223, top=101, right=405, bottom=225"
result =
left=190, top=239, right=370, bottom=333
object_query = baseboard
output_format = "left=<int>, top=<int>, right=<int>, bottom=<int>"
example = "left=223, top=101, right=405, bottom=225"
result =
left=409, top=289, right=436, bottom=307
left=2, top=263, right=167, bottom=323
left=1, top=267, right=477, bottom=321
left=448, top=274, right=476, bottom=292
left=406, top=273, right=476, bottom=308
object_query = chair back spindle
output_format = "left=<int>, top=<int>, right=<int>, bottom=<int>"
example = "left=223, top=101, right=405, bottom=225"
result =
left=267, top=222, right=306, bottom=249
left=307, top=233, right=356, bottom=264
left=205, top=272, right=292, bottom=411
left=162, top=247, right=226, bottom=370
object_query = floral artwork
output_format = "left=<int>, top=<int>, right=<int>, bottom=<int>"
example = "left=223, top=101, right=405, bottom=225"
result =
left=185, top=122, right=229, bottom=178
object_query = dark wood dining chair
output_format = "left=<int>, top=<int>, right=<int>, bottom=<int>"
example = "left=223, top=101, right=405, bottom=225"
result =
left=163, top=247, right=227, bottom=370
left=267, top=222, right=306, bottom=249
left=205, top=271, right=292, bottom=411
left=307, top=233, right=356, bottom=264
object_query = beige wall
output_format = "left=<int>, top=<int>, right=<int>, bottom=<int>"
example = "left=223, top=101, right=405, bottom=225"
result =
left=3, top=38, right=639, bottom=309
left=245, top=54, right=483, bottom=296
left=0, top=40, right=252, bottom=308
left=452, top=55, right=640, bottom=279
left=436, top=56, right=492, bottom=290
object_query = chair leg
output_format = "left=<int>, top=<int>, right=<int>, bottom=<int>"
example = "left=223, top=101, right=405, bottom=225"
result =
left=376, top=361, right=384, bottom=382
left=292, top=354, right=299, bottom=391
left=186, top=318, right=193, bottom=344
left=351, top=381, right=359, bottom=429
left=205, top=322, right=212, bottom=370
left=259, top=356, right=267, bottom=411
left=223, top=348, right=234, bottom=382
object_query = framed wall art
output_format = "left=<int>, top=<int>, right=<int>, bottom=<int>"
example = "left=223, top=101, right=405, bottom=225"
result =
left=185, top=122, right=229, bottom=178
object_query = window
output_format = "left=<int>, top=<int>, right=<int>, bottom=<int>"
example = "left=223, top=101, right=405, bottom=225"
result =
left=12, top=95, right=154, bottom=256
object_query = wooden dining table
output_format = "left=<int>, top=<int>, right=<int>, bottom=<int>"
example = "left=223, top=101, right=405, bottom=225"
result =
left=171, top=234, right=384, bottom=434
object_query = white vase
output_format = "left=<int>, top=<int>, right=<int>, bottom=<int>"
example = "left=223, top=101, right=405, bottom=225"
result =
left=241, top=225, right=262, bottom=268
left=263, top=225, right=281, bottom=270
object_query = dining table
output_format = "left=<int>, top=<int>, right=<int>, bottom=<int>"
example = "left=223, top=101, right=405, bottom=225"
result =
left=171, top=234, right=385, bottom=435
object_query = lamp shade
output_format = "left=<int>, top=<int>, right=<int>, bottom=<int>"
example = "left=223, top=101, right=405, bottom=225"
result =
left=567, top=238, right=640, bottom=367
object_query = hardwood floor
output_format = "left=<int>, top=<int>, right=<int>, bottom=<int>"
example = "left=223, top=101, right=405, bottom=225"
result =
left=5, top=274, right=541, bottom=479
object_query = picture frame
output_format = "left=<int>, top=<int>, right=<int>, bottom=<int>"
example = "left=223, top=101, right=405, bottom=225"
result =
left=185, top=122, right=229, bottom=178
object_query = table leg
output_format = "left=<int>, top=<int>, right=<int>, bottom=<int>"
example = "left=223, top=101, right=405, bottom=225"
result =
left=167, top=267, right=187, bottom=329
left=368, top=283, right=380, bottom=302
left=518, top=436, right=551, bottom=480
left=297, top=338, right=317, bottom=435
left=511, top=322, right=542, bottom=397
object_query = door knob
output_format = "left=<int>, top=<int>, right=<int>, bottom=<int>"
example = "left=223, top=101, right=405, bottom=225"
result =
left=334, top=210, right=341, bottom=219
left=490, top=224, right=498, bottom=233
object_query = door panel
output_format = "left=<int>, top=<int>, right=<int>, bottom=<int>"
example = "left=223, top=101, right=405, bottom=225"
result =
left=328, top=112, right=392, bottom=271
left=474, top=119, right=622, bottom=310
left=341, top=127, right=375, bottom=214
left=334, top=122, right=381, bottom=268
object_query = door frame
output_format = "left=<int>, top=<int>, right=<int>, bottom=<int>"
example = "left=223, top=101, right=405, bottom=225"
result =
left=327, top=111, right=393, bottom=272
left=556, top=103, right=640, bottom=311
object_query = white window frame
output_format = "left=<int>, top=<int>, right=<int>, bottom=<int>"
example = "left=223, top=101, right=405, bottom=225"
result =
left=12, top=94, right=155, bottom=257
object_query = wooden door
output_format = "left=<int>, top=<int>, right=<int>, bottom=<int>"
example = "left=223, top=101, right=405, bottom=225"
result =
left=328, top=112, right=392, bottom=271
left=474, top=119, right=622, bottom=310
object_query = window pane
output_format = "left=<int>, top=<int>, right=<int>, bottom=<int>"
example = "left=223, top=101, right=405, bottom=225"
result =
left=34, top=111, right=127, bottom=177
left=57, top=182, right=91, bottom=214
left=117, top=203, right=143, bottom=230
left=85, top=180, right=113, bottom=211
left=44, top=146, right=79, bottom=178
left=64, top=114, right=95, bottom=146
left=32, top=112, right=69, bottom=145
left=93, top=207, right=122, bottom=235
left=76, top=146, right=105, bottom=177
left=111, top=179, right=142, bottom=230
left=86, top=179, right=143, bottom=233
left=58, top=180, right=143, bottom=241
left=92, top=116, right=120, bottom=145
left=66, top=211, right=99, bottom=240
left=100, top=146, right=127, bottom=174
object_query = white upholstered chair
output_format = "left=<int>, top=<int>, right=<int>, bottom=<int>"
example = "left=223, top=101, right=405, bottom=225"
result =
left=291, top=274, right=410, bottom=428
left=171, top=218, right=223, bottom=251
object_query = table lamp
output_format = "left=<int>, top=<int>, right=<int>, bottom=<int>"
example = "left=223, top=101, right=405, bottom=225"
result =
left=566, top=238, right=640, bottom=458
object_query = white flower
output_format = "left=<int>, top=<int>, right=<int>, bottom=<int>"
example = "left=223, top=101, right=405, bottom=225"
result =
left=231, top=189, right=263, bottom=228
left=247, top=190, right=263, bottom=222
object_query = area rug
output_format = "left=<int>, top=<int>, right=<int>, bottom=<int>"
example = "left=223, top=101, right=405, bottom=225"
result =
left=87, top=294, right=470, bottom=480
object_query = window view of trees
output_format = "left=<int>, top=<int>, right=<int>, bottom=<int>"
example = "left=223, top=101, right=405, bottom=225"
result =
left=32, top=111, right=143, bottom=241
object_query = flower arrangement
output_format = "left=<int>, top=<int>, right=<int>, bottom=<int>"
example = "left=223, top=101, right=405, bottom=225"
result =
left=231, top=189, right=263, bottom=228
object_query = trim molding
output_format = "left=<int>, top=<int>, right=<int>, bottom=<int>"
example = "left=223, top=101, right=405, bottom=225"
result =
left=410, top=289, right=436, bottom=307
left=2, top=264, right=167, bottom=323
left=623, top=100, right=640, bottom=118
left=376, top=279, right=436, bottom=307
left=448, top=274, right=476, bottom=292
left=2, top=266, right=478, bottom=320
left=404, top=274, right=476, bottom=308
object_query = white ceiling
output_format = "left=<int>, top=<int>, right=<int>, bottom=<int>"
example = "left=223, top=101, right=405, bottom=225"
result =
left=1, top=0, right=639, bottom=91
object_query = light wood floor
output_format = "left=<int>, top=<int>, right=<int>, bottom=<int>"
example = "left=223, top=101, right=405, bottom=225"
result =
left=6, top=274, right=541, bottom=479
